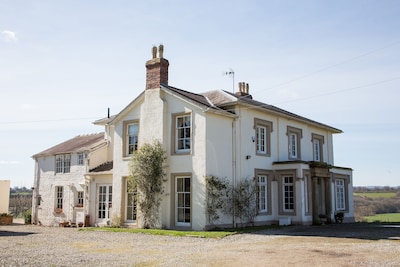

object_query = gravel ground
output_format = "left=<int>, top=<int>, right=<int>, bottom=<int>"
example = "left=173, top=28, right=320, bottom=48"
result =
left=1, top=222, right=399, bottom=267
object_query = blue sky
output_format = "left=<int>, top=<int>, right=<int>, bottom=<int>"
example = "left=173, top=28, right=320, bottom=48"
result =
left=1, top=1, right=399, bottom=187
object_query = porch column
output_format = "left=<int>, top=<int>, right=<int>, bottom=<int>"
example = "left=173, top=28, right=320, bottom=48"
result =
left=311, top=176, right=319, bottom=224
left=324, top=177, right=332, bottom=220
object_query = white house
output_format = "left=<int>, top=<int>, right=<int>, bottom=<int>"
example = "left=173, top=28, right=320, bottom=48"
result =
left=0, top=180, right=10, bottom=214
left=32, top=45, right=353, bottom=229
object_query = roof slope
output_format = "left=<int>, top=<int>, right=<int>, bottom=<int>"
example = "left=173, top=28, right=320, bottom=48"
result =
left=33, top=133, right=105, bottom=157
left=204, top=90, right=342, bottom=133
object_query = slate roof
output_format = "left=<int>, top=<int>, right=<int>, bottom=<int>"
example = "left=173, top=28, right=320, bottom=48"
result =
left=89, top=161, right=113, bottom=173
left=204, top=90, right=342, bottom=133
left=161, top=84, right=215, bottom=108
left=33, top=133, right=105, bottom=157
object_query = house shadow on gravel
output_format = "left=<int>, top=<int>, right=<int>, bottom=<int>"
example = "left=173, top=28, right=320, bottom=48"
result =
left=0, top=230, right=37, bottom=237
left=253, top=223, right=400, bottom=241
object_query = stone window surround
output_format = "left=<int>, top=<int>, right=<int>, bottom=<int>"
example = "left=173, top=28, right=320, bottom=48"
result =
left=122, top=119, right=140, bottom=158
left=171, top=112, right=192, bottom=155
left=333, top=173, right=350, bottom=213
left=287, top=126, right=303, bottom=160
left=311, top=133, right=325, bottom=162
left=276, top=169, right=297, bottom=216
left=170, top=172, right=192, bottom=230
left=255, top=168, right=273, bottom=215
left=254, top=118, right=273, bottom=157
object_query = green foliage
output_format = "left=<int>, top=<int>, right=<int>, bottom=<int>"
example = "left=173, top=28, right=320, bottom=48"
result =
left=354, top=188, right=400, bottom=222
left=205, top=176, right=230, bottom=226
left=129, top=140, right=167, bottom=229
left=0, top=213, right=12, bottom=217
left=363, top=213, right=400, bottom=223
left=354, top=192, right=396, bottom=199
left=24, top=208, right=32, bottom=224
left=81, top=227, right=236, bottom=238
left=205, top=176, right=258, bottom=228
left=231, top=179, right=258, bottom=227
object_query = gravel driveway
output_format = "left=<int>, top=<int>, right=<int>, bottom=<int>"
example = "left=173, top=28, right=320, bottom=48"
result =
left=1, top=222, right=399, bottom=267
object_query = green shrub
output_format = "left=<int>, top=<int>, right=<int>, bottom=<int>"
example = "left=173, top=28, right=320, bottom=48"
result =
left=24, top=209, right=32, bottom=224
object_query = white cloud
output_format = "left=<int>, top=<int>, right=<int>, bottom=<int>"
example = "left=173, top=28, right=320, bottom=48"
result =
left=1, top=30, right=17, bottom=43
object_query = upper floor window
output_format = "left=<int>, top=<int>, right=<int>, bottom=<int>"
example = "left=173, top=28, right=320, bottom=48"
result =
left=254, top=119, right=272, bottom=156
left=55, top=154, right=71, bottom=173
left=312, top=134, right=324, bottom=162
left=287, top=126, right=302, bottom=160
left=123, top=120, right=139, bottom=157
left=77, top=152, right=87, bottom=165
left=174, top=113, right=191, bottom=153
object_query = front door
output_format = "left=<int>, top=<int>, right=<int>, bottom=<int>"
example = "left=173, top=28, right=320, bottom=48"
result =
left=96, top=185, right=112, bottom=224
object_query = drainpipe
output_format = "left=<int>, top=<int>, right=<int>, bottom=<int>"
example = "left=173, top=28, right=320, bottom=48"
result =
left=232, top=118, right=237, bottom=228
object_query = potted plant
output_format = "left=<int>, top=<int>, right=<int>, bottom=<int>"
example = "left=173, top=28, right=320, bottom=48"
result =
left=0, top=213, right=13, bottom=225
left=54, top=208, right=63, bottom=213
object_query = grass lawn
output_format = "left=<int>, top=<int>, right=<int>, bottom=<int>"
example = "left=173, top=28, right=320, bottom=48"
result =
left=80, top=225, right=277, bottom=239
left=80, top=227, right=237, bottom=238
left=363, top=213, right=400, bottom=223
left=354, top=192, right=397, bottom=199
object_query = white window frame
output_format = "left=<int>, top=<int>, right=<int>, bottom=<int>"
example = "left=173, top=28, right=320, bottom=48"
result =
left=289, top=133, right=298, bottom=159
left=312, top=134, right=324, bottom=162
left=283, top=176, right=294, bottom=212
left=257, top=175, right=268, bottom=213
left=55, top=154, right=71, bottom=173
left=175, top=114, right=191, bottom=153
left=126, top=181, right=137, bottom=222
left=175, top=176, right=191, bottom=226
left=77, top=191, right=84, bottom=206
left=335, top=179, right=346, bottom=211
left=256, top=125, right=267, bottom=154
left=127, top=123, right=139, bottom=155
left=77, top=152, right=86, bottom=165
left=254, top=118, right=272, bottom=157
left=287, top=126, right=302, bottom=160
left=97, top=185, right=112, bottom=220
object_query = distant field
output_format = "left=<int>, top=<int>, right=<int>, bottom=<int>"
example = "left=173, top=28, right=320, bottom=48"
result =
left=354, top=192, right=397, bottom=199
left=363, top=213, right=400, bottom=223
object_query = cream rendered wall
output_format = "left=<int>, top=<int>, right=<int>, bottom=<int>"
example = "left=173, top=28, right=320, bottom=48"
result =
left=162, top=90, right=210, bottom=230
left=110, top=97, right=143, bottom=222
left=34, top=154, right=87, bottom=226
left=0, top=180, right=10, bottom=213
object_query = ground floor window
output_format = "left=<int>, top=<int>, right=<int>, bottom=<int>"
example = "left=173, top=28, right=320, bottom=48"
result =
left=98, top=185, right=112, bottom=219
left=126, top=182, right=137, bottom=221
left=335, top=179, right=346, bottom=211
left=257, top=175, right=268, bottom=213
left=176, top=176, right=191, bottom=226
left=55, top=186, right=63, bottom=209
left=77, top=191, right=84, bottom=206
left=283, top=176, right=294, bottom=212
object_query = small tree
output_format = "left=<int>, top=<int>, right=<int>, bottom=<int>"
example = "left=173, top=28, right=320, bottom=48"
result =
left=205, top=176, right=230, bottom=227
left=232, top=178, right=258, bottom=227
left=128, top=140, right=167, bottom=229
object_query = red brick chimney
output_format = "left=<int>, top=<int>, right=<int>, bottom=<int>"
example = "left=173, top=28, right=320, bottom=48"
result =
left=145, top=45, right=169, bottom=89
left=235, top=82, right=252, bottom=99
